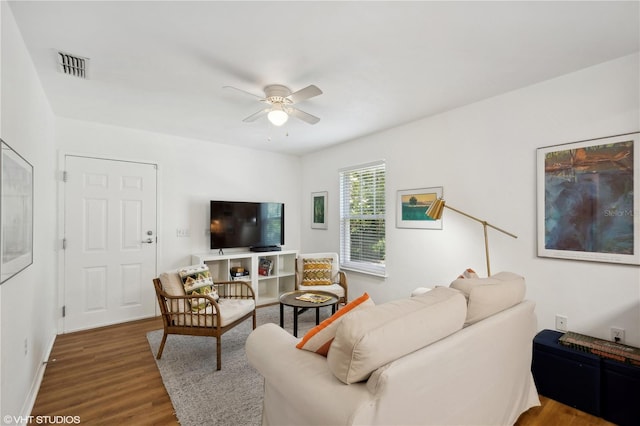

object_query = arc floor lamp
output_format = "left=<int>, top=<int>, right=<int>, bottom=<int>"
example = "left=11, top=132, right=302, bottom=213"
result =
left=426, top=199, right=517, bottom=276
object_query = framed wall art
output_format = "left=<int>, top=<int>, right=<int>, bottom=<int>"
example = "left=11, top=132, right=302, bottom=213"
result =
left=396, top=186, right=443, bottom=229
left=311, top=191, right=328, bottom=229
left=537, top=132, right=639, bottom=265
left=1, top=139, right=34, bottom=283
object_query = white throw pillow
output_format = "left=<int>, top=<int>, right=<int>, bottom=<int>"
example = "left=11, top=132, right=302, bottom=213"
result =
left=450, top=271, right=526, bottom=325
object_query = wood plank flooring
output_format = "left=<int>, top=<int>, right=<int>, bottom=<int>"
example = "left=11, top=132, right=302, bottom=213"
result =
left=32, top=317, right=177, bottom=425
left=32, top=316, right=614, bottom=425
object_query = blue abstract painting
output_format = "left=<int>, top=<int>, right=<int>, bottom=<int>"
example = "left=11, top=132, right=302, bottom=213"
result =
left=541, top=137, right=636, bottom=262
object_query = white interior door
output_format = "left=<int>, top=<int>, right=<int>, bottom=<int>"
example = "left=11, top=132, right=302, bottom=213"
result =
left=63, top=156, right=157, bottom=332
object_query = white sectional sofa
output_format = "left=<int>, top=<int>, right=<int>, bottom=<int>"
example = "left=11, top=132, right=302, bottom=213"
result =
left=246, top=272, right=540, bottom=426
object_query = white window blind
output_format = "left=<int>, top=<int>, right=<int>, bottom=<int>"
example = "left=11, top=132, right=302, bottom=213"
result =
left=339, top=161, right=386, bottom=276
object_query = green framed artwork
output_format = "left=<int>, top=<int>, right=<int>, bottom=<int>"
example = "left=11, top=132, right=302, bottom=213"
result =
left=311, top=191, right=328, bottom=229
left=396, top=186, right=443, bottom=229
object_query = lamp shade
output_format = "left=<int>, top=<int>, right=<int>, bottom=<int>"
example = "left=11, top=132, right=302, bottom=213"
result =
left=267, top=107, right=288, bottom=126
left=426, top=198, right=446, bottom=220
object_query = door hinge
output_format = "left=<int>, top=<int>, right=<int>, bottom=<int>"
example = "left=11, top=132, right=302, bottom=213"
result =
left=62, top=238, right=67, bottom=250
left=62, top=306, right=66, bottom=318
left=62, top=171, right=68, bottom=182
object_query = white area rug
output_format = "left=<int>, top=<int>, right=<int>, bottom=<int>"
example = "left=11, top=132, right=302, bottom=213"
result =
left=147, top=304, right=325, bottom=426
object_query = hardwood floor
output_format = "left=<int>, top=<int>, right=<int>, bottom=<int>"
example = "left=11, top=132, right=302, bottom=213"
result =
left=32, top=317, right=178, bottom=425
left=515, top=396, right=614, bottom=426
left=32, top=317, right=615, bottom=425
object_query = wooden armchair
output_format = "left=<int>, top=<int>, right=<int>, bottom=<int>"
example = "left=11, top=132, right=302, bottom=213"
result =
left=153, top=273, right=256, bottom=370
left=295, top=252, right=348, bottom=305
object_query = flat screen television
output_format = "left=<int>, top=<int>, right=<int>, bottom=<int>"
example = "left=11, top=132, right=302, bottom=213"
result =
left=210, top=201, right=284, bottom=251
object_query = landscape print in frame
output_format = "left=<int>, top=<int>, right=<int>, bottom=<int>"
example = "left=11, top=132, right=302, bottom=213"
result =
left=396, top=186, right=443, bottom=229
left=537, top=132, right=639, bottom=265
left=1, top=139, right=34, bottom=283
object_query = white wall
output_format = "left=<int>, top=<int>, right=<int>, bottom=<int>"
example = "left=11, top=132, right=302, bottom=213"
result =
left=1, top=2, right=57, bottom=419
left=300, top=53, right=640, bottom=347
left=55, top=118, right=302, bottom=271
left=2, top=1, right=638, bottom=415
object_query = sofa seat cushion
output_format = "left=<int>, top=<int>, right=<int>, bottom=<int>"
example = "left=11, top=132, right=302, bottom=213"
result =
left=297, top=292, right=374, bottom=356
left=327, top=287, right=466, bottom=384
left=450, top=271, right=526, bottom=325
left=176, top=298, right=255, bottom=327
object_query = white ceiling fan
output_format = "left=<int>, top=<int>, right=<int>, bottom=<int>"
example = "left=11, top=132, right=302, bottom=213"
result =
left=224, top=84, right=322, bottom=126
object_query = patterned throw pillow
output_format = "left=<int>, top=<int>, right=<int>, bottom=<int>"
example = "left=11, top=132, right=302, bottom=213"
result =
left=296, top=293, right=374, bottom=356
left=178, top=264, right=219, bottom=311
left=301, top=258, right=333, bottom=286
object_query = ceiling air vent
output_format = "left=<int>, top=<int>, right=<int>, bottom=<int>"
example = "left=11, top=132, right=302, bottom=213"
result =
left=57, top=51, right=89, bottom=79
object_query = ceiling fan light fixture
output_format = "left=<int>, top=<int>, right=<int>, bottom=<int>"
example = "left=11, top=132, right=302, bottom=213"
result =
left=268, top=107, right=288, bottom=126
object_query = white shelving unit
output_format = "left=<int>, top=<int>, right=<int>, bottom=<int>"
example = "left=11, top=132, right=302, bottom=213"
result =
left=191, top=249, right=298, bottom=306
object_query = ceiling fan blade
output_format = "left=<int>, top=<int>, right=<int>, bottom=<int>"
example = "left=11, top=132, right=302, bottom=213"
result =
left=242, top=108, right=270, bottom=122
left=223, top=85, right=265, bottom=100
left=289, top=108, right=320, bottom=125
left=287, top=85, right=322, bottom=103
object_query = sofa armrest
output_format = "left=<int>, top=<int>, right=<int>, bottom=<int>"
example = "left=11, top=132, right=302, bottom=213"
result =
left=246, top=323, right=371, bottom=426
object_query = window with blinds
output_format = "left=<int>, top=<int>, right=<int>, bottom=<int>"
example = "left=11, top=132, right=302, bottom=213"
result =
left=339, top=161, right=386, bottom=276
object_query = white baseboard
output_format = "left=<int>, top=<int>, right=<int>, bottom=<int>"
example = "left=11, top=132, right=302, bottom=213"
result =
left=19, top=333, right=56, bottom=423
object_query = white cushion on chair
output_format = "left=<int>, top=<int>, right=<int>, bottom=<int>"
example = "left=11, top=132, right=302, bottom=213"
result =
left=177, top=299, right=256, bottom=327
left=159, top=271, right=185, bottom=296
left=159, top=271, right=187, bottom=313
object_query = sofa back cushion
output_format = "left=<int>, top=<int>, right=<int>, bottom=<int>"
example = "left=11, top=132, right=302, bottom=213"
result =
left=449, top=271, right=526, bottom=325
left=326, top=287, right=466, bottom=384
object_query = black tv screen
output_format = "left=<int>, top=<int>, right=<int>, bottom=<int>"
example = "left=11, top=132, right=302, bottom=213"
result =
left=210, top=201, right=284, bottom=250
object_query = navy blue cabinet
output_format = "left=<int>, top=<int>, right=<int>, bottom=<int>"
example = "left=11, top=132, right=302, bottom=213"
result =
left=532, top=330, right=601, bottom=416
left=532, top=329, right=640, bottom=426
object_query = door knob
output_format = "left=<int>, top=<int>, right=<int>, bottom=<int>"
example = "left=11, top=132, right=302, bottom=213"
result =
left=142, top=238, right=154, bottom=244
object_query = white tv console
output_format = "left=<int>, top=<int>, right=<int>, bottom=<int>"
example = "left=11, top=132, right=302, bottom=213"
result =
left=191, top=249, right=298, bottom=306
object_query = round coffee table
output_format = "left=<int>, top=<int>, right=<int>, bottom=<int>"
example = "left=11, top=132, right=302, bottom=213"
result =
left=279, top=290, right=339, bottom=337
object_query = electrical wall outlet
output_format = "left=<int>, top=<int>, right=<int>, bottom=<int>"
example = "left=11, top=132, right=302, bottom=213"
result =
left=611, top=327, right=625, bottom=344
left=555, top=314, right=568, bottom=332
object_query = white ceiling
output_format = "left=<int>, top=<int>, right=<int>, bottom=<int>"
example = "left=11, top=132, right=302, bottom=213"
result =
left=8, top=1, right=640, bottom=155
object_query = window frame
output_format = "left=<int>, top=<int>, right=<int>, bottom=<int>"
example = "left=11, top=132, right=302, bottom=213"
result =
left=339, top=160, right=386, bottom=277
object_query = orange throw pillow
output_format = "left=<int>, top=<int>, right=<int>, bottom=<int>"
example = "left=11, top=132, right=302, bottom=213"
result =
left=296, top=293, right=374, bottom=356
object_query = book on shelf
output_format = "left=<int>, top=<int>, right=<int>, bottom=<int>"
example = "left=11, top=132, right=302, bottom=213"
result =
left=295, top=293, right=332, bottom=303
left=230, top=275, right=250, bottom=281
left=258, top=258, right=273, bottom=276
